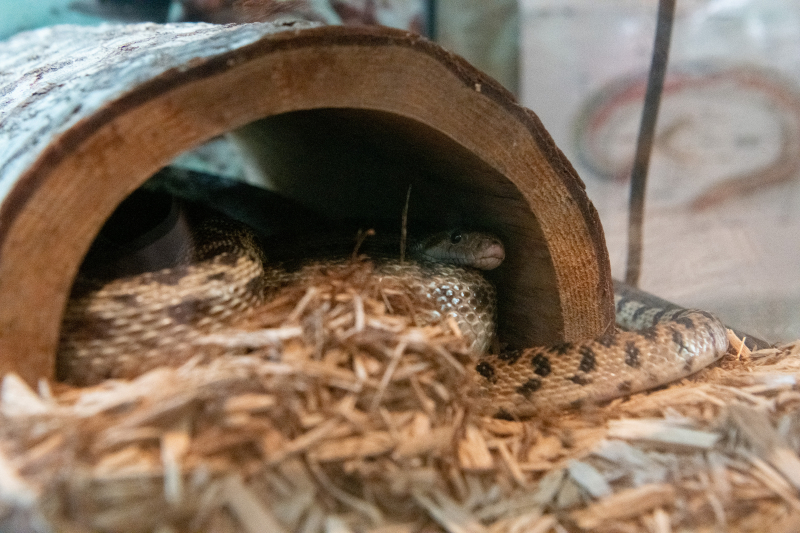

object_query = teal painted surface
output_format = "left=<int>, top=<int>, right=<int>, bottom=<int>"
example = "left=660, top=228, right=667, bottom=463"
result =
left=0, top=0, right=102, bottom=40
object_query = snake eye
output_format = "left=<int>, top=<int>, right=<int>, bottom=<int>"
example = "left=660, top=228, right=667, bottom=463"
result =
left=449, top=231, right=462, bottom=244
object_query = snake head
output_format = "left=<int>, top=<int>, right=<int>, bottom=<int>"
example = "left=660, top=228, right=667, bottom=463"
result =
left=414, top=230, right=505, bottom=270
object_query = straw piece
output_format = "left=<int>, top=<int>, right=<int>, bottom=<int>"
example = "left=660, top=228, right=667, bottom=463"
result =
left=571, top=484, right=676, bottom=529
left=224, top=475, right=289, bottom=533
left=607, top=418, right=720, bottom=450
left=458, top=425, right=494, bottom=471
left=1, top=373, right=52, bottom=417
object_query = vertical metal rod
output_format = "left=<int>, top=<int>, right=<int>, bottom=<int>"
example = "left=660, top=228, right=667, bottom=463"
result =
left=426, top=0, right=438, bottom=40
left=625, top=0, right=676, bottom=286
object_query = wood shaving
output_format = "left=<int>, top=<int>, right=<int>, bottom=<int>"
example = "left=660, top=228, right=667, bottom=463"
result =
left=1, top=261, right=799, bottom=532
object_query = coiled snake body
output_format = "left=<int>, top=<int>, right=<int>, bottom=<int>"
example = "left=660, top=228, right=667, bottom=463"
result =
left=58, top=215, right=729, bottom=417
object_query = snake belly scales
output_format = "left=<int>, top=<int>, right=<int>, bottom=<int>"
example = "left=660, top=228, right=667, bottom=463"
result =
left=58, top=215, right=729, bottom=418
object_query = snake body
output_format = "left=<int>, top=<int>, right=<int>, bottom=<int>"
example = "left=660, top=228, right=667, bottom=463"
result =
left=58, top=214, right=729, bottom=417
left=474, top=298, right=728, bottom=417
left=58, top=216, right=503, bottom=385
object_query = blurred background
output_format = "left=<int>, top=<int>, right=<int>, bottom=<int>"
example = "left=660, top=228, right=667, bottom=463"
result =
left=520, top=1, right=800, bottom=345
left=1, top=0, right=797, bottom=344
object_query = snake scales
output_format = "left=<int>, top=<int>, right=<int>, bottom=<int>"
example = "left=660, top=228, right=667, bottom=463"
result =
left=58, top=211, right=729, bottom=418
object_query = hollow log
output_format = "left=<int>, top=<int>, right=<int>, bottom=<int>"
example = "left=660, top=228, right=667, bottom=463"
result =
left=0, top=21, right=613, bottom=384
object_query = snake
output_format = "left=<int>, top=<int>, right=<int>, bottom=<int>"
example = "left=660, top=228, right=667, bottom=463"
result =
left=57, top=209, right=729, bottom=418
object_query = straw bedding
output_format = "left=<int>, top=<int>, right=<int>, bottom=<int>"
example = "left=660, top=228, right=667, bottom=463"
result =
left=1, top=258, right=799, bottom=532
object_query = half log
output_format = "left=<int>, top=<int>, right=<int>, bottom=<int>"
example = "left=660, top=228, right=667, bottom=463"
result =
left=0, top=21, right=613, bottom=383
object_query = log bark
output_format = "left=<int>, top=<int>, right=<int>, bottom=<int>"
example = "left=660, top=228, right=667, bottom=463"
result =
left=0, top=21, right=613, bottom=383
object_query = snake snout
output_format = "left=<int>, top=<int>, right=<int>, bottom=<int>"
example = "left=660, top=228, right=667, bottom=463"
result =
left=416, top=230, right=505, bottom=270
left=470, top=234, right=505, bottom=270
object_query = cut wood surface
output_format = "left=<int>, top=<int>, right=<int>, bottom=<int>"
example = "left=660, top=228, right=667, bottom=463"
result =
left=0, top=21, right=612, bottom=383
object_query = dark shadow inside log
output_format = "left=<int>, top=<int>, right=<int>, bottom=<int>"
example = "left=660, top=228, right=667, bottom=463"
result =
left=230, top=108, right=562, bottom=348
left=75, top=107, right=561, bottom=352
